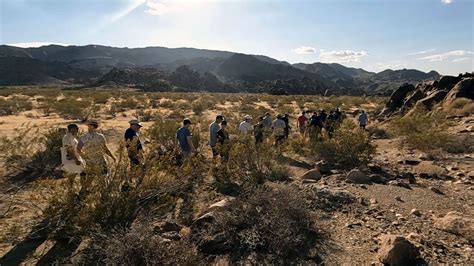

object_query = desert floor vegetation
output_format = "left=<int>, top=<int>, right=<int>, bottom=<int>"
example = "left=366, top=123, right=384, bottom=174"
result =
left=0, top=87, right=472, bottom=264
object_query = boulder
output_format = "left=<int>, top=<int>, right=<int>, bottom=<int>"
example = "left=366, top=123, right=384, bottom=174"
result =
left=438, top=75, right=462, bottom=90
left=416, top=90, right=448, bottom=109
left=444, top=78, right=474, bottom=102
left=153, top=221, right=183, bottom=234
left=378, top=235, right=420, bottom=265
left=381, top=83, right=416, bottom=115
left=434, top=211, right=474, bottom=241
left=346, top=169, right=371, bottom=184
left=315, top=160, right=331, bottom=175
left=402, top=89, right=424, bottom=109
left=368, top=174, right=387, bottom=184
left=300, top=169, right=322, bottom=181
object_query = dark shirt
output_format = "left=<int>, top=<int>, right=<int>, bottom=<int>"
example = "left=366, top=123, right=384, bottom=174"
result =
left=216, top=129, right=229, bottom=144
left=281, top=117, right=289, bottom=127
left=125, top=128, right=142, bottom=151
left=177, top=127, right=192, bottom=152
left=310, top=115, right=323, bottom=127
left=320, top=112, right=327, bottom=122
left=254, top=123, right=264, bottom=142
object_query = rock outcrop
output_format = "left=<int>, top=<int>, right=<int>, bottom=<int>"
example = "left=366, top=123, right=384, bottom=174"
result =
left=379, top=73, right=474, bottom=117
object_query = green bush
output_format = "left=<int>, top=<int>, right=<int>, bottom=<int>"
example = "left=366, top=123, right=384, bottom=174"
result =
left=0, top=96, right=33, bottom=115
left=312, top=121, right=375, bottom=169
left=388, top=107, right=450, bottom=152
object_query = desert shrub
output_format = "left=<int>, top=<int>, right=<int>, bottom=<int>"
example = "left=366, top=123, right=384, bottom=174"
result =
left=133, top=109, right=158, bottom=122
left=94, top=222, right=200, bottom=265
left=312, top=121, right=375, bottom=169
left=388, top=107, right=450, bottom=152
left=117, top=98, right=138, bottom=110
left=0, top=96, right=33, bottom=115
left=442, top=98, right=474, bottom=117
left=192, top=186, right=319, bottom=262
left=49, top=98, right=95, bottom=120
left=224, top=139, right=289, bottom=185
left=0, top=127, right=62, bottom=180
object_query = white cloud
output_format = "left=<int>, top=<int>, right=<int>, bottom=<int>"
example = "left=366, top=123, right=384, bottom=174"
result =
left=408, top=49, right=436, bottom=55
left=7, top=42, right=69, bottom=48
left=419, top=50, right=473, bottom=61
left=452, top=57, right=471, bottom=63
left=441, top=0, right=453, bottom=5
left=292, top=46, right=316, bottom=54
left=320, top=50, right=368, bottom=63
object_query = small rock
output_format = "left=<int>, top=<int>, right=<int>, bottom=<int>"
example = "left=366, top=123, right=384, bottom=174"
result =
left=300, top=169, right=322, bottom=181
left=418, top=153, right=435, bottom=161
left=369, top=174, right=387, bottom=184
left=411, top=209, right=421, bottom=217
left=395, top=196, right=402, bottom=202
left=406, top=232, right=422, bottom=242
left=429, top=186, right=444, bottom=195
left=161, top=231, right=181, bottom=240
left=208, top=197, right=234, bottom=211
left=404, top=159, right=421, bottom=165
left=346, top=169, right=371, bottom=184
left=378, top=234, right=420, bottom=265
left=370, top=198, right=378, bottom=205
left=153, top=221, right=183, bottom=233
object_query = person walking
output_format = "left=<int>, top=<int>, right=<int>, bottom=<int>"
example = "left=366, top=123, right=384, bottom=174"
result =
left=125, top=119, right=143, bottom=167
left=309, top=112, right=324, bottom=141
left=176, top=118, right=196, bottom=160
left=216, top=120, right=230, bottom=162
left=77, top=120, right=116, bottom=175
left=61, top=123, right=84, bottom=175
left=272, top=114, right=286, bottom=146
left=262, top=112, right=272, bottom=130
left=209, top=115, right=223, bottom=158
left=359, top=110, right=369, bottom=130
left=239, top=115, right=253, bottom=136
left=282, top=113, right=291, bottom=139
left=254, top=116, right=265, bottom=145
left=297, top=111, right=308, bottom=137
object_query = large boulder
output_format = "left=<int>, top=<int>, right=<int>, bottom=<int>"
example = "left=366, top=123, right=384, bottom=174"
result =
left=416, top=90, right=447, bottom=109
left=402, top=89, right=424, bottom=109
left=434, top=211, right=474, bottom=241
left=444, top=78, right=474, bottom=102
left=438, top=75, right=462, bottom=90
left=345, top=169, right=371, bottom=184
left=300, top=169, right=322, bottom=181
left=381, top=83, right=416, bottom=115
left=378, top=234, right=421, bottom=265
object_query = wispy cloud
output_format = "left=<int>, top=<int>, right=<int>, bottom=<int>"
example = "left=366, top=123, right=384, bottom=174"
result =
left=408, top=49, right=436, bottom=55
left=441, top=0, right=453, bottom=5
left=320, top=50, right=368, bottom=63
left=452, top=57, right=471, bottom=63
left=7, top=42, right=69, bottom=48
left=292, top=46, right=316, bottom=54
left=419, top=50, right=473, bottom=61
left=145, top=0, right=168, bottom=15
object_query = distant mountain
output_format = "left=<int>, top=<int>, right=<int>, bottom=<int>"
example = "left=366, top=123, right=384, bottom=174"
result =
left=0, top=56, right=98, bottom=85
left=0, top=44, right=444, bottom=95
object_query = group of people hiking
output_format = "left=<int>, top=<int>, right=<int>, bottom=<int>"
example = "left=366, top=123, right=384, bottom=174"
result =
left=61, top=108, right=369, bottom=174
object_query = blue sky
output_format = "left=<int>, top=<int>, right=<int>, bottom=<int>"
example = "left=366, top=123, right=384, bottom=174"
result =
left=1, top=0, right=473, bottom=75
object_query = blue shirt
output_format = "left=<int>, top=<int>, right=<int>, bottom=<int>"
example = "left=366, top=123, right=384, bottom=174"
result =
left=177, top=127, right=192, bottom=152
left=125, top=128, right=142, bottom=151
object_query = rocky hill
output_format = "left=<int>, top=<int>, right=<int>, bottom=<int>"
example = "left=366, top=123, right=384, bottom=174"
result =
left=379, top=72, right=474, bottom=117
left=0, top=44, right=443, bottom=95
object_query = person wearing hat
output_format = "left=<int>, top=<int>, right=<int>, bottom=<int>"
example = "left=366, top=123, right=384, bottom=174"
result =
left=125, top=119, right=143, bottom=166
left=239, top=115, right=253, bottom=136
left=209, top=115, right=223, bottom=158
left=77, top=119, right=116, bottom=175
left=175, top=118, right=196, bottom=159
left=272, top=114, right=286, bottom=145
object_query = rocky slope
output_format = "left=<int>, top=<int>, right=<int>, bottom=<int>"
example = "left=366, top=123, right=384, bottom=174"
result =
left=380, top=72, right=474, bottom=117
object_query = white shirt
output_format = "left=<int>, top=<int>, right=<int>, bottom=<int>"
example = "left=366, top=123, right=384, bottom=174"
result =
left=79, top=132, right=107, bottom=165
left=239, top=121, right=253, bottom=135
